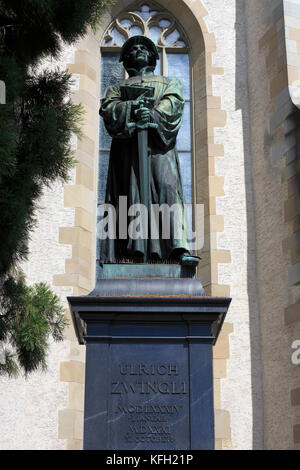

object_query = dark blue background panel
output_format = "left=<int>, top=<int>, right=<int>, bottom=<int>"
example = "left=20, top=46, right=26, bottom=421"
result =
left=82, top=318, right=216, bottom=450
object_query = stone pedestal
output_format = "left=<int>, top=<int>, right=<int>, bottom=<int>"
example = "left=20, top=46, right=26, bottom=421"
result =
left=68, top=268, right=231, bottom=450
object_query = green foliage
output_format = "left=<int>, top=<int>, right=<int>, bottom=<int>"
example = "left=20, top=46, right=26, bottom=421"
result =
left=0, top=0, right=112, bottom=375
left=0, top=350, right=19, bottom=377
left=0, top=0, right=111, bottom=65
left=0, top=272, right=67, bottom=376
left=0, top=0, right=112, bottom=276
left=0, top=68, right=84, bottom=274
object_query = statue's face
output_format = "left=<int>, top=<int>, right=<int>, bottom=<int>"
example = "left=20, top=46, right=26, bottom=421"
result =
left=127, top=44, right=151, bottom=68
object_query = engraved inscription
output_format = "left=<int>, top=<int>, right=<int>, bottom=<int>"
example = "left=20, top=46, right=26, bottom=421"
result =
left=110, top=363, right=188, bottom=445
left=119, top=364, right=179, bottom=376
left=111, top=380, right=187, bottom=395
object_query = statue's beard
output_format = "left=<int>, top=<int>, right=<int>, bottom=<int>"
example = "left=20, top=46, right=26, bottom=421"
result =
left=124, top=57, right=156, bottom=77
left=128, top=57, right=149, bottom=70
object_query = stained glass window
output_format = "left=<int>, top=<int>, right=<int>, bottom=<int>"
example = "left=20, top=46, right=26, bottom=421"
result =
left=98, top=52, right=123, bottom=204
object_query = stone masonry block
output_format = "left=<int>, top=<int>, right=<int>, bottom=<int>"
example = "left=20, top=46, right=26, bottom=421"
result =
left=58, top=409, right=76, bottom=440
left=53, top=273, right=92, bottom=290
left=74, top=208, right=94, bottom=233
left=76, top=163, right=95, bottom=192
left=65, top=258, right=92, bottom=279
left=60, top=361, right=85, bottom=384
left=215, top=409, right=231, bottom=440
left=67, top=63, right=97, bottom=82
left=213, top=359, right=227, bottom=379
left=213, top=335, right=230, bottom=360
left=59, top=227, right=92, bottom=248
left=67, top=439, right=83, bottom=450
left=79, top=75, right=98, bottom=97
left=209, top=284, right=231, bottom=298
left=208, top=176, right=225, bottom=197
left=64, top=185, right=94, bottom=213
left=77, top=136, right=95, bottom=156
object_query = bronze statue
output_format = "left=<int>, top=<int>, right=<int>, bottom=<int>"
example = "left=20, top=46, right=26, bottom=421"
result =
left=99, top=36, right=199, bottom=266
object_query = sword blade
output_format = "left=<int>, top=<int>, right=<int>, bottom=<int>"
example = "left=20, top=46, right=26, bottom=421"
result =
left=137, top=128, right=150, bottom=261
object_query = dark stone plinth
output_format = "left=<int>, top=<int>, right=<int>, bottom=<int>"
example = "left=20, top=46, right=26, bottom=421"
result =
left=68, top=278, right=231, bottom=450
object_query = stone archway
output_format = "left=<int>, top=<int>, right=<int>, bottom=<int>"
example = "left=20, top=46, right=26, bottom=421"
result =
left=57, top=0, right=232, bottom=450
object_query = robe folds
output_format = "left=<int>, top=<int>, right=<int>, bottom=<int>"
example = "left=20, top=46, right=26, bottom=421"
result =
left=99, top=74, right=190, bottom=262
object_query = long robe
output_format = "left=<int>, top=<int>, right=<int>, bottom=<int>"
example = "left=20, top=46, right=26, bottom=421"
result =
left=99, top=74, right=190, bottom=262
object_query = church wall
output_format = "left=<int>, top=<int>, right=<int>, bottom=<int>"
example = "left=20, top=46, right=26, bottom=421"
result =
left=0, top=43, right=77, bottom=447
left=0, top=0, right=255, bottom=450
left=245, top=0, right=300, bottom=449
left=283, top=0, right=300, bottom=447
left=0, top=0, right=252, bottom=450
left=3, top=0, right=298, bottom=450
left=54, top=0, right=238, bottom=450
left=202, top=0, right=264, bottom=450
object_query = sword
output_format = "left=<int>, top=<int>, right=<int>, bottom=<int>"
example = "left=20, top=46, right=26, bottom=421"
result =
left=128, top=119, right=158, bottom=262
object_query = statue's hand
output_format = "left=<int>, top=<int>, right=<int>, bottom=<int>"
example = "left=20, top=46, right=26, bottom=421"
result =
left=132, top=96, right=155, bottom=109
left=134, top=106, right=151, bottom=124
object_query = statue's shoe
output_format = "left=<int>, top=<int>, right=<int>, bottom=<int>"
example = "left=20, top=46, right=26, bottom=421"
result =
left=180, top=254, right=200, bottom=267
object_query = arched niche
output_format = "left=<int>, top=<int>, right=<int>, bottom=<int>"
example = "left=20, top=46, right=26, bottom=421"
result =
left=68, top=0, right=225, bottom=293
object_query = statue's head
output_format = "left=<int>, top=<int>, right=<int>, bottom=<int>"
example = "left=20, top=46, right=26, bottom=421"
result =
left=119, top=36, right=159, bottom=75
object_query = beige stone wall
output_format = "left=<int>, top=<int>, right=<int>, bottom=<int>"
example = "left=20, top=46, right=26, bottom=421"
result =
left=56, top=31, right=101, bottom=450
